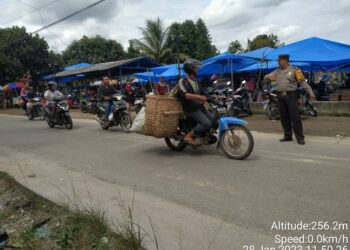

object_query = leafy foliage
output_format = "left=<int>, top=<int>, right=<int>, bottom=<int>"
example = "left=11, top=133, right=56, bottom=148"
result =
left=228, top=40, right=243, bottom=54
left=126, top=39, right=142, bottom=59
left=134, top=18, right=172, bottom=63
left=0, top=26, right=50, bottom=82
left=166, top=18, right=218, bottom=62
left=247, top=34, right=284, bottom=51
left=62, top=35, right=125, bottom=65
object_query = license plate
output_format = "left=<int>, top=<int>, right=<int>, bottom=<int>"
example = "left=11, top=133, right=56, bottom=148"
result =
left=217, top=108, right=226, bottom=112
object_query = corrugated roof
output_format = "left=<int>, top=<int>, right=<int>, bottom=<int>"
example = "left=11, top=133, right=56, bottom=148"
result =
left=55, top=57, right=160, bottom=77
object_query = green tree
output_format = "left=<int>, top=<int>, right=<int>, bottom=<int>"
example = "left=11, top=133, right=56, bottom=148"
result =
left=247, top=34, right=284, bottom=51
left=195, top=18, right=217, bottom=60
left=62, top=35, right=125, bottom=65
left=165, top=22, right=190, bottom=63
left=126, top=39, right=142, bottom=58
left=0, top=26, right=50, bottom=82
left=135, top=18, right=172, bottom=63
left=166, top=18, right=217, bottom=62
left=228, top=40, right=243, bottom=54
left=47, top=50, right=64, bottom=71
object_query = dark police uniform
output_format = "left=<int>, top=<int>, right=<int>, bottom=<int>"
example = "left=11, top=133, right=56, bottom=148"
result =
left=266, top=54, right=314, bottom=143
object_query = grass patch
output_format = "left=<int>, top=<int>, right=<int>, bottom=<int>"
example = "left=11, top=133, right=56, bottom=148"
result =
left=0, top=171, right=154, bottom=249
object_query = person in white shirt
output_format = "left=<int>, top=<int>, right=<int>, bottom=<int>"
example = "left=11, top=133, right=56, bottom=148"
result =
left=44, top=81, right=64, bottom=118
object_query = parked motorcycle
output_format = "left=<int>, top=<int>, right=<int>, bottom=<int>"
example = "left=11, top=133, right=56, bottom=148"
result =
left=262, top=90, right=280, bottom=120
left=230, top=81, right=252, bottom=116
left=164, top=105, right=254, bottom=160
left=44, top=96, right=73, bottom=129
left=205, top=87, right=233, bottom=118
left=80, top=97, right=99, bottom=114
left=96, top=94, right=132, bottom=132
left=66, top=94, right=79, bottom=109
left=298, top=88, right=318, bottom=117
left=26, top=97, right=44, bottom=120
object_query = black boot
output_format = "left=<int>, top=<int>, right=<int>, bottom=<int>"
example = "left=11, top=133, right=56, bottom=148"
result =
left=279, top=137, right=293, bottom=142
left=297, top=138, right=305, bottom=145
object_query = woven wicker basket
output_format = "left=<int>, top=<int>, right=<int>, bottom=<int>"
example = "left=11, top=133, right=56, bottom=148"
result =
left=144, top=95, right=183, bottom=138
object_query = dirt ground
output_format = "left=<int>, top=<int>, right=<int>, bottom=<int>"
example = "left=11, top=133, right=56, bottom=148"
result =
left=1, top=108, right=349, bottom=137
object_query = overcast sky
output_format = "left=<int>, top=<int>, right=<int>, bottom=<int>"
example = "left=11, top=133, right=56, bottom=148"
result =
left=1, top=0, right=349, bottom=53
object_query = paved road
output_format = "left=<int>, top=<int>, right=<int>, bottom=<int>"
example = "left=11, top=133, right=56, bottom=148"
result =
left=1, top=114, right=349, bottom=249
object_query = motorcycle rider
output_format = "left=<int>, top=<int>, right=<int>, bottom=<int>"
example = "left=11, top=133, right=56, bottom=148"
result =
left=44, top=81, right=64, bottom=119
left=25, top=87, right=36, bottom=115
left=176, top=59, right=215, bottom=145
left=98, top=75, right=118, bottom=121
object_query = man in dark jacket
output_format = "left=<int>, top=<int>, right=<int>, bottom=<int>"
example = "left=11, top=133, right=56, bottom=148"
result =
left=98, top=75, right=117, bottom=121
left=177, top=59, right=214, bottom=145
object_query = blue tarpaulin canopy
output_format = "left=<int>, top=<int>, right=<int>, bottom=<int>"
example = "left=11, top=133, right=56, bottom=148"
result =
left=237, top=47, right=274, bottom=60
left=199, top=51, right=257, bottom=76
left=150, top=64, right=181, bottom=74
left=237, top=61, right=310, bottom=72
left=134, top=71, right=158, bottom=82
left=135, top=66, right=186, bottom=82
left=64, top=62, right=92, bottom=71
left=42, top=62, right=91, bottom=82
left=265, top=37, right=350, bottom=66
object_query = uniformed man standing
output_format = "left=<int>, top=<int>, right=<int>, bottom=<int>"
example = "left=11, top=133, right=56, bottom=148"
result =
left=265, top=54, right=315, bottom=145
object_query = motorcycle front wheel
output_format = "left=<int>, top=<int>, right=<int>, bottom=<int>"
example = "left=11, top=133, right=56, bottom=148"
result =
left=221, top=125, right=254, bottom=160
left=38, top=107, right=45, bottom=120
left=80, top=102, right=88, bottom=113
left=120, top=113, right=132, bottom=133
left=306, top=104, right=318, bottom=117
left=134, top=105, right=142, bottom=114
left=64, top=115, right=73, bottom=129
left=266, top=104, right=279, bottom=120
left=27, top=112, right=34, bottom=120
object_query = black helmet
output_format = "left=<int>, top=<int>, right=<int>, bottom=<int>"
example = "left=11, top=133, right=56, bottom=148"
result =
left=47, top=81, right=57, bottom=89
left=183, top=59, right=202, bottom=75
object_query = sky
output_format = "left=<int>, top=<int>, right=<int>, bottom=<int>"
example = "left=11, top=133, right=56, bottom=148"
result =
left=0, top=0, right=349, bottom=53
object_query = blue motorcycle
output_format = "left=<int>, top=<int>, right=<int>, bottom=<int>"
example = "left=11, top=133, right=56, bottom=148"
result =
left=164, top=109, right=254, bottom=160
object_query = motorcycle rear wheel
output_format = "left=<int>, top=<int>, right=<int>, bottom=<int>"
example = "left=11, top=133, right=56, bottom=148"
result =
left=165, top=136, right=187, bottom=151
left=221, top=125, right=254, bottom=160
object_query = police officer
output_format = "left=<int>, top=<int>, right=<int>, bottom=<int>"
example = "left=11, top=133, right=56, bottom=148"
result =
left=265, top=54, right=315, bottom=145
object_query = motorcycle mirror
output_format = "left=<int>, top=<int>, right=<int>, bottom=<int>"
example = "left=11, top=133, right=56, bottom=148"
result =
left=242, top=80, right=246, bottom=84
left=213, top=80, right=218, bottom=85
left=226, top=81, right=231, bottom=86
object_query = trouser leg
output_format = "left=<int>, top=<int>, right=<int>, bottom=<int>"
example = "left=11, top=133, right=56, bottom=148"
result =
left=278, top=96, right=292, bottom=139
left=187, top=110, right=213, bottom=136
left=102, top=101, right=110, bottom=119
left=287, top=93, right=304, bottom=140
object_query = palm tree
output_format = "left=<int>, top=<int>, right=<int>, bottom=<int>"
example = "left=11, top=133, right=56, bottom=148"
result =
left=135, top=18, right=172, bottom=63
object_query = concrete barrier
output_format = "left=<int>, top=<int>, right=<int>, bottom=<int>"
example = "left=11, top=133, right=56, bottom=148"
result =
left=251, top=101, right=350, bottom=116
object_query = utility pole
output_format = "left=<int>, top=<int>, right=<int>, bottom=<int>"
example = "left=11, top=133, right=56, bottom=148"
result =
left=175, top=27, right=181, bottom=79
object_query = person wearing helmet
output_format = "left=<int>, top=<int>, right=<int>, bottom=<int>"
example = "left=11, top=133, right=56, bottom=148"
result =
left=176, top=59, right=215, bottom=145
left=25, top=87, right=36, bottom=115
left=44, top=81, right=63, bottom=118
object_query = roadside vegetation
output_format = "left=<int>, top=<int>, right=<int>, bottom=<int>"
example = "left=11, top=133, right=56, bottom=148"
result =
left=0, top=171, right=158, bottom=250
